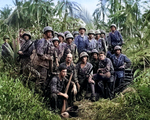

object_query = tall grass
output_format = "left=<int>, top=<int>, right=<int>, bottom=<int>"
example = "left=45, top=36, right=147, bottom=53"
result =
left=0, top=69, right=61, bottom=120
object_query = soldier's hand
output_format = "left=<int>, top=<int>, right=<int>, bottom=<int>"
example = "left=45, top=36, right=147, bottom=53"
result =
left=63, top=93, right=69, bottom=99
left=71, top=84, right=77, bottom=95
left=18, top=51, right=23, bottom=55
left=88, top=79, right=95, bottom=84
left=76, top=83, right=80, bottom=92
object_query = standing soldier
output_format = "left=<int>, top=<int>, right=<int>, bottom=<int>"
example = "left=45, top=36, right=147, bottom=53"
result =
left=61, top=34, right=78, bottom=63
left=18, top=32, right=34, bottom=74
left=75, top=52, right=93, bottom=101
left=50, top=65, right=77, bottom=110
left=108, top=24, right=123, bottom=52
left=90, top=49, right=99, bottom=74
left=95, top=30, right=107, bottom=53
left=64, top=31, right=71, bottom=37
left=58, top=33, right=66, bottom=52
left=85, top=30, right=97, bottom=61
left=110, top=46, right=131, bottom=88
left=74, top=25, right=88, bottom=54
left=52, top=37, right=63, bottom=72
left=1, top=35, right=14, bottom=64
left=73, top=31, right=79, bottom=38
left=35, top=26, right=55, bottom=94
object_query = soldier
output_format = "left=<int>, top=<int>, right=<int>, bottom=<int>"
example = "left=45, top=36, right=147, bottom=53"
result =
left=110, top=46, right=131, bottom=88
left=60, top=53, right=77, bottom=104
left=73, top=31, right=79, bottom=38
left=64, top=31, right=71, bottom=37
left=61, top=34, right=78, bottom=63
left=90, top=49, right=99, bottom=74
left=18, top=31, right=34, bottom=74
left=52, top=37, right=63, bottom=72
left=74, top=25, right=88, bottom=54
left=95, top=30, right=107, bottom=53
left=75, top=52, right=93, bottom=101
left=108, top=24, right=123, bottom=52
left=35, top=26, right=55, bottom=94
left=85, top=30, right=97, bottom=61
left=92, top=51, right=114, bottom=99
left=58, top=33, right=66, bottom=52
left=50, top=65, right=77, bottom=110
left=1, top=35, right=14, bottom=63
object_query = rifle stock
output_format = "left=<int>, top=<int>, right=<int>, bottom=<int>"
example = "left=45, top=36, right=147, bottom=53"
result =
left=61, top=72, right=73, bottom=113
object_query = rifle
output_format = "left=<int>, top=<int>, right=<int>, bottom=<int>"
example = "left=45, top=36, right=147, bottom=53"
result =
left=61, top=72, right=73, bottom=113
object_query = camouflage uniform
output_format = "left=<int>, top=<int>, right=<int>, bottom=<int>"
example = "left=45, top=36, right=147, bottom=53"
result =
left=35, top=38, right=55, bottom=91
left=19, top=39, right=34, bottom=74
left=96, top=38, right=107, bottom=53
left=75, top=61, right=93, bottom=99
left=93, top=58, right=114, bottom=99
left=61, top=43, right=78, bottom=63
left=50, top=76, right=74, bottom=110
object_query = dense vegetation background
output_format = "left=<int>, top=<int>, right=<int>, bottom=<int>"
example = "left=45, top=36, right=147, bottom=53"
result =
left=0, top=0, right=150, bottom=119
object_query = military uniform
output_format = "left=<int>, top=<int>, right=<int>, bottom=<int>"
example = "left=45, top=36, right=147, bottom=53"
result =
left=74, top=35, right=88, bottom=54
left=35, top=38, right=55, bottom=92
left=110, top=53, right=131, bottom=88
left=93, top=58, right=114, bottom=99
left=75, top=61, right=93, bottom=99
left=61, top=43, right=78, bottom=63
left=96, top=38, right=107, bottom=53
left=50, top=76, right=74, bottom=110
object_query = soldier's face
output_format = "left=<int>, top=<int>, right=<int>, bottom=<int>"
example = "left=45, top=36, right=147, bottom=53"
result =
left=54, top=41, right=59, bottom=47
left=93, top=53, right=98, bottom=59
left=60, top=69, right=67, bottom=78
left=58, top=36, right=64, bottom=42
left=5, top=39, right=9, bottom=43
left=96, top=34, right=100, bottom=38
left=88, top=34, right=94, bottom=39
left=82, top=56, right=88, bottom=63
left=115, top=50, right=121, bottom=55
left=67, top=38, right=73, bottom=44
left=111, top=27, right=116, bottom=31
left=24, top=35, right=29, bottom=41
left=66, top=54, right=72, bottom=63
left=79, top=29, right=85, bottom=34
left=99, top=54, right=105, bottom=60
left=101, top=34, right=105, bottom=38
left=46, top=31, right=53, bottom=38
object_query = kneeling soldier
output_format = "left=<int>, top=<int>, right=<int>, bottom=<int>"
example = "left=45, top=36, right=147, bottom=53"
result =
left=50, top=65, right=77, bottom=111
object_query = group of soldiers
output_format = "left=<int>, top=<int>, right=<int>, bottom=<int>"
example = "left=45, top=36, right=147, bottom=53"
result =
left=1, top=24, right=131, bottom=115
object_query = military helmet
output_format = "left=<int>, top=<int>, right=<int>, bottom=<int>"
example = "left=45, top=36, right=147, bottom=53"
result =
left=79, top=25, right=86, bottom=31
left=110, top=24, right=117, bottom=28
left=52, top=36, right=60, bottom=43
left=73, top=31, right=79, bottom=36
left=43, top=26, right=54, bottom=36
left=80, top=52, right=89, bottom=58
left=64, top=31, right=71, bottom=37
left=114, top=45, right=122, bottom=50
left=66, top=33, right=74, bottom=40
left=54, top=31, right=58, bottom=36
left=58, top=33, right=65, bottom=39
left=88, top=30, right=95, bottom=35
left=3, top=35, right=10, bottom=40
left=91, top=49, right=98, bottom=54
left=101, top=30, right=106, bottom=35
left=22, top=31, right=31, bottom=39
left=95, top=30, right=101, bottom=35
